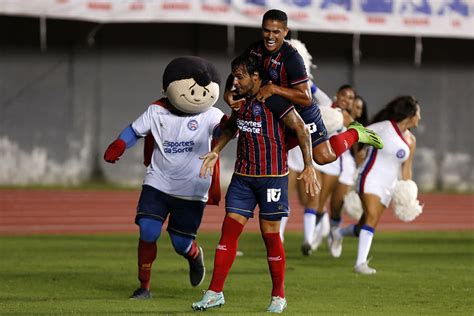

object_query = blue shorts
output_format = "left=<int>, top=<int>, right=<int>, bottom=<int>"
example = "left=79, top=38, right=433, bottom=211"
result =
left=287, top=105, right=329, bottom=149
left=136, top=185, right=206, bottom=238
left=225, top=174, right=289, bottom=221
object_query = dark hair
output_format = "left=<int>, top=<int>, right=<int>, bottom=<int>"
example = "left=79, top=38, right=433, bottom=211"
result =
left=337, top=84, right=355, bottom=94
left=371, top=96, right=419, bottom=124
left=163, top=56, right=220, bottom=90
left=354, top=95, right=369, bottom=126
left=231, top=54, right=263, bottom=79
left=262, top=9, right=288, bottom=26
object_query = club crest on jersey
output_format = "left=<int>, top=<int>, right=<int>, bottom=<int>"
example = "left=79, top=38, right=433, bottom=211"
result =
left=269, top=68, right=279, bottom=81
left=253, top=104, right=262, bottom=116
left=187, top=119, right=199, bottom=131
left=396, top=149, right=406, bottom=159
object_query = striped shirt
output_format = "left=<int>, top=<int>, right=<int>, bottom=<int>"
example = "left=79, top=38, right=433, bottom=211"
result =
left=246, top=40, right=309, bottom=99
left=235, top=95, right=294, bottom=176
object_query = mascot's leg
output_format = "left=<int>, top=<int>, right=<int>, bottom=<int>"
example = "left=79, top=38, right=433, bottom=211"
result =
left=130, top=218, right=163, bottom=299
left=169, top=232, right=205, bottom=287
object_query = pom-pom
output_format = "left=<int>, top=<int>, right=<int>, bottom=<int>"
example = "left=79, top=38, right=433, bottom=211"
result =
left=319, top=107, right=344, bottom=134
left=343, top=190, right=363, bottom=220
left=287, top=39, right=315, bottom=79
left=392, top=180, right=423, bottom=222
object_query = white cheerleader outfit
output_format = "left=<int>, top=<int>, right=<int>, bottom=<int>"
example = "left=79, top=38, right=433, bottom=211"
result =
left=356, top=120, right=410, bottom=207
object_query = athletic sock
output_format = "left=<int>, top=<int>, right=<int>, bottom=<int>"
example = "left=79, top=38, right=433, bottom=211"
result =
left=279, top=216, right=289, bottom=242
left=262, top=232, right=286, bottom=298
left=303, top=209, right=317, bottom=244
left=340, top=224, right=357, bottom=237
left=315, top=211, right=325, bottom=224
left=137, top=239, right=157, bottom=290
left=208, top=216, right=244, bottom=292
left=329, top=129, right=359, bottom=158
left=356, top=225, right=375, bottom=266
left=186, top=240, right=200, bottom=260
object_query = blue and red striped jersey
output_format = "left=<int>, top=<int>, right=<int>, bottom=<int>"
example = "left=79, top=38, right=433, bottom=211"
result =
left=246, top=40, right=309, bottom=92
left=234, top=95, right=294, bottom=176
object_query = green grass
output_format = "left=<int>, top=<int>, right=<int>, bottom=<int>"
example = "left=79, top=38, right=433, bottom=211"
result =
left=1, top=231, right=473, bottom=315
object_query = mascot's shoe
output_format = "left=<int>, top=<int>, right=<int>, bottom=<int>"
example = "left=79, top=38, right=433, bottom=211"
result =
left=328, top=227, right=343, bottom=258
left=348, top=121, right=384, bottom=149
left=188, top=246, right=206, bottom=287
left=129, top=288, right=152, bottom=300
left=192, top=290, right=225, bottom=311
left=354, top=261, right=377, bottom=275
left=267, top=296, right=287, bottom=313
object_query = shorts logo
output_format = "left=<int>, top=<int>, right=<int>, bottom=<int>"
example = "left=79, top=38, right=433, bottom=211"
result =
left=267, top=188, right=281, bottom=202
left=396, top=149, right=406, bottom=159
left=187, top=120, right=198, bottom=131
left=253, top=104, right=262, bottom=116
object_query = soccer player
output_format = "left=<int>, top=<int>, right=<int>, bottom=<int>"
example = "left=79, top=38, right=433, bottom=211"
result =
left=225, top=9, right=383, bottom=171
left=192, top=54, right=318, bottom=313
left=332, top=96, right=421, bottom=274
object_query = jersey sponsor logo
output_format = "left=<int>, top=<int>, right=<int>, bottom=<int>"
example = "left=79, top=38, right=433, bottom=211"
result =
left=268, top=255, right=282, bottom=261
left=217, top=244, right=227, bottom=251
left=253, top=104, right=262, bottom=116
left=163, top=140, right=195, bottom=154
left=187, top=119, right=199, bottom=131
left=237, top=118, right=262, bottom=134
left=396, top=149, right=406, bottom=159
left=267, top=188, right=282, bottom=202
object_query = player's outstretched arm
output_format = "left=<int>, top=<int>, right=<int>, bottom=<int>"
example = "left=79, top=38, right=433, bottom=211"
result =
left=104, top=125, right=141, bottom=163
left=282, top=110, right=320, bottom=196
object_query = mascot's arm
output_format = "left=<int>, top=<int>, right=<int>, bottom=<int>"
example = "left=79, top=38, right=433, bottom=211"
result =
left=104, top=125, right=141, bottom=163
left=401, top=132, right=416, bottom=180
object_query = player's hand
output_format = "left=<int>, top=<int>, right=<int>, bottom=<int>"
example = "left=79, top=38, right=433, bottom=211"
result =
left=104, top=139, right=126, bottom=163
left=256, top=81, right=274, bottom=102
left=297, top=166, right=320, bottom=196
left=224, top=90, right=245, bottom=111
left=199, top=152, right=219, bottom=178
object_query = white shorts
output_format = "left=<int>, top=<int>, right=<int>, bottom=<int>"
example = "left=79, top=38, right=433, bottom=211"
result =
left=358, top=178, right=394, bottom=207
left=338, top=151, right=356, bottom=186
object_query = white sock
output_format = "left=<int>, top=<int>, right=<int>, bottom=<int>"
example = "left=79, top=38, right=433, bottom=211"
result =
left=340, top=224, right=356, bottom=237
left=356, top=228, right=374, bottom=266
left=279, top=216, right=288, bottom=242
left=303, top=213, right=316, bottom=244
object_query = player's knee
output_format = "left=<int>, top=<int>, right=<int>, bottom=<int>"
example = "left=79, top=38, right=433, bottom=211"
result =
left=169, top=232, right=193, bottom=256
left=138, top=218, right=163, bottom=242
left=313, top=151, right=336, bottom=165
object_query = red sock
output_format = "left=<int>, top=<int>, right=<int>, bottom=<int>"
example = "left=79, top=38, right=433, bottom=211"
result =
left=186, top=240, right=200, bottom=260
left=262, top=232, right=286, bottom=298
left=208, top=216, right=244, bottom=292
left=138, top=239, right=157, bottom=290
left=329, top=129, right=359, bottom=158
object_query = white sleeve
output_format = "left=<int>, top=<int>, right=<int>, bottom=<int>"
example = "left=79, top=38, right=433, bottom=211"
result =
left=131, top=105, right=154, bottom=137
left=208, top=108, right=225, bottom=135
left=314, top=87, right=333, bottom=108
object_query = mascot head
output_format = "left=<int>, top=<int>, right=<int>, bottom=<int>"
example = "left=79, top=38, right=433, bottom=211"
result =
left=163, top=56, right=221, bottom=114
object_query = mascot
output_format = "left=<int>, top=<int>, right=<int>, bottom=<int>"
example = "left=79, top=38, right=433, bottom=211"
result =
left=104, top=56, right=226, bottom=300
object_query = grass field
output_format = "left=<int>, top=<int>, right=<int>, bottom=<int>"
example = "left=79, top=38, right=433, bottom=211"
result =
left=1, top=231, right=473, bottom=315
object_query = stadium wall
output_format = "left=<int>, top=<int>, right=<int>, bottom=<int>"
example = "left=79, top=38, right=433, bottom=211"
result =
left=0, top=17, right=473, bottom=191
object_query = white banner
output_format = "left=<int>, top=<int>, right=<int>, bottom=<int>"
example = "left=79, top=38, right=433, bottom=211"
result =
left=1, top=0, right=473, bottom=38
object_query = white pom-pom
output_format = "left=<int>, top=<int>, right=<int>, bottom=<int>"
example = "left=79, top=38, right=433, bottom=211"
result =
left=287, top=39, right=315, bottom=79
left=319, top=107, right=344, bottom=134
left=391, top=180, right=423, bottom=222
left=343, top=191, right=363, bottom=220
